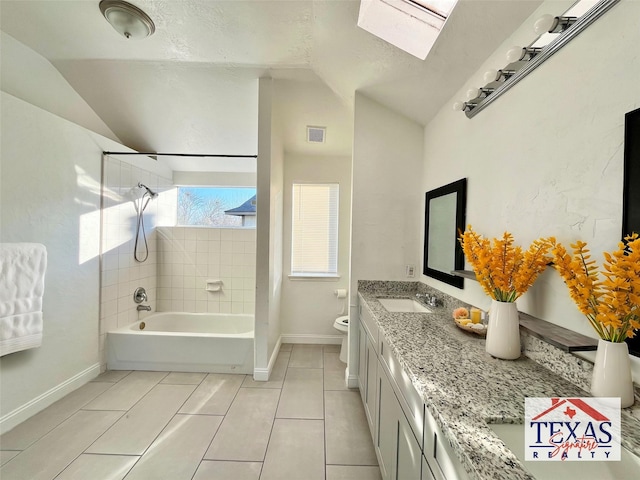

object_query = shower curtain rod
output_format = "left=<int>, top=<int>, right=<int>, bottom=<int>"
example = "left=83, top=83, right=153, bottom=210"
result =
left=103, top=151, right=257, bottom=158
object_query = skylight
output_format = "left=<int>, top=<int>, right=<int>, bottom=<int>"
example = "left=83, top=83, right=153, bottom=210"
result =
left=358, top=0, right=458, bottom=60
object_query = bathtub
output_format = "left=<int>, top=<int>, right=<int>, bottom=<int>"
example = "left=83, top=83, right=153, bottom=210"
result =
left=106, top=312, right=254, bottom=374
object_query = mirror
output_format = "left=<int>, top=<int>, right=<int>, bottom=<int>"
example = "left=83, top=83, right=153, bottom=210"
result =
left=423, top=178, right=466, bottom=288
left=622, top=106, right=640, bottom=357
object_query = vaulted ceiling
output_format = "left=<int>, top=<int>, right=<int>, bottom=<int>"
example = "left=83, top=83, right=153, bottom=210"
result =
left=1, top=0, right=542, bottom=160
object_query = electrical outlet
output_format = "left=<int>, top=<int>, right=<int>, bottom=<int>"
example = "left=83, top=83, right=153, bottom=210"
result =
left=405, top=265, right=415, bottom=278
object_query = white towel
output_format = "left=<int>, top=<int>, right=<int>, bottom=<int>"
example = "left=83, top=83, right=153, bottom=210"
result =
left=0, top=243, right=47, bottom=356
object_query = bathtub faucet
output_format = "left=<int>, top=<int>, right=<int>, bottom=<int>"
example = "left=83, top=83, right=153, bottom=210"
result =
left=137, top=305, right=151, bottom=311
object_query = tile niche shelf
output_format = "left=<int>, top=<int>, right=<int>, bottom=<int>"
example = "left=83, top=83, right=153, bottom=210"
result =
left=451, top=270, right=598, bottom=352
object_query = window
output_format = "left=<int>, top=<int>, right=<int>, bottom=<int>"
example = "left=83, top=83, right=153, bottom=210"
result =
left=177, top=187, right=256, bottom=227
left=291, top=183, right=339, bottom=276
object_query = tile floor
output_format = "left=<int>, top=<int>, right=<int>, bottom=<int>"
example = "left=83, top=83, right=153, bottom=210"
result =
left=0, top=344, right=381, bottom=480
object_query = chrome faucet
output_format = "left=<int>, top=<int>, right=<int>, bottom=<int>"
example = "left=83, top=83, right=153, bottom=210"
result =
left=416, top=293, right=438, bottom=307
left=136, top=304, right=151, bottom=312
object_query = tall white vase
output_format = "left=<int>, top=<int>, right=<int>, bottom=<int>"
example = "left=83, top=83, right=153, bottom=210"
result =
left=485, top=300, right=521, bottom=360
left=591, top=339, right=635, bottom=408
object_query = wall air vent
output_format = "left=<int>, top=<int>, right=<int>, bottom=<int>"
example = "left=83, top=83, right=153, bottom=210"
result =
left=307, top=126, right=326, bottom=144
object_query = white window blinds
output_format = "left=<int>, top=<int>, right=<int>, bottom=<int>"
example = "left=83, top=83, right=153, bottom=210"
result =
left=291, top=183, right=339, bottom=276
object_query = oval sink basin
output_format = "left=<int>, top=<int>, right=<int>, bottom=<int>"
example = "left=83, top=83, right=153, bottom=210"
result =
left=377, top=298, right=431, bottom=313
left=489, top=423, right=640, bottom=479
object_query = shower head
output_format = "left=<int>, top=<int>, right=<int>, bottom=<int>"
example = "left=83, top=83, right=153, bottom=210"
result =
left=138, top=182, right=158, bottom=198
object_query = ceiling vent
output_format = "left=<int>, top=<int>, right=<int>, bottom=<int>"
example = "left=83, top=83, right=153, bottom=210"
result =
left=307, top=126, right=326, bottom=144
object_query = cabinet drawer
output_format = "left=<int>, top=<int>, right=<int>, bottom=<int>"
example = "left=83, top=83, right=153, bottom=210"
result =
left=358, top=294, right=379, bottom=344
left=380, top=336, right=423, bottom=448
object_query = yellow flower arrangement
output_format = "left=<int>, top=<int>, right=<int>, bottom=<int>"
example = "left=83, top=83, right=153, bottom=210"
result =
left=459, top=226, right=553, bottom=303
left=551, top=234, right=640, bottom=342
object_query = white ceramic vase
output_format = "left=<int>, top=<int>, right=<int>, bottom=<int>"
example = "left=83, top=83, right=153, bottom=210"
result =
left=591, top=339, right=635, bottom=408
left=485, top=300, right=521, bottom=360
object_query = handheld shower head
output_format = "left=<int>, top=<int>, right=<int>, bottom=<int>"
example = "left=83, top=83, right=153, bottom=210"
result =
left=138, top=182, right=158, bottom=198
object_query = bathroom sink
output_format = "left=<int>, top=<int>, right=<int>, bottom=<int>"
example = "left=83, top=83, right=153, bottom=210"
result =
left=377, top=298, right=431, bottom=313
left=488, top=423, right=640, bottom=479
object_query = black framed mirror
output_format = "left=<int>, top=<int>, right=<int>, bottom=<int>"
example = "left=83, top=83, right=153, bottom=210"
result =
left=622, top=106, right=640, bottom=357
left=423, top=178, right=467, bottom=288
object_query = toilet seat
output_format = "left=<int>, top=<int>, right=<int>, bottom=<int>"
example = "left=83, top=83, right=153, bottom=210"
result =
left=334, top=315, right=349, bottom=333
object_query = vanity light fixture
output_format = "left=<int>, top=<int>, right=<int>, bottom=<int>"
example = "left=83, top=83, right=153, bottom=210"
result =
left=453, top=0, right=620, bottom=119
left=465, top=87, right=494, bottom=101
left=452, top=101, right=477, bottom=112
left=99, top=0, right=155, bottom=40
left=505, top=46, right=543, bottom=63
left=483, top=68, right=516, bottom=83
left=533, top=14, right=578, bottom=35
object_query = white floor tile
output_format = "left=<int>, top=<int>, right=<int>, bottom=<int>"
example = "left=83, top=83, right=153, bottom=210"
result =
left=0, top=410, right=123, bottom=480
left=55, top=454, right=138, bottom=480
left=276, top=367, right=324, bottom=419
left=0, top=381, right=113, bottom=450
left=161, top=372, right=207, bottom=385
left=86, top=384, right=196, bottom=455
left=324, top=352, right=349, bottom=391
left=260, top=419, right=325, bottom=480
left=179, top=373, right=244, bottom=415
left=289, top=344, right=323, bottom=368
left=91, top=370, right=132, bottom=383
left=205, top=388, right=280, bottom=461
left=193, top=460, right=262, bottom=480
left=325, top=390, right=378, bottom=465
left=326, top=465, right=382, bottom=480
left=83, top=371, right=168, bottom=411
left=242, top=351, right=289, bottom=389
left=123, top=414, right=222, bottom=480
left=1, top=346, right=381, bottom=480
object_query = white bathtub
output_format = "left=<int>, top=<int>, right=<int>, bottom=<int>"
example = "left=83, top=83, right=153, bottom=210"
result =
left=106, top=312, right=254, bottom=374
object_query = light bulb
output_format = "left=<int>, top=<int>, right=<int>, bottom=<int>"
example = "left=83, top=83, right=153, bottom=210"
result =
left=506, top=46, right=524, bottom=63
left=452, top=101, right=466, bottom=112
left=534, top=14, right=556, bottom=35
left=465, top=88, right=481, bottom=101
left=483, top=70, right=499, bottom=83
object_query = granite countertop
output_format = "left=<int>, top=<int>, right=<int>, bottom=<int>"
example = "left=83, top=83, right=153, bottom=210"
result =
left=358, top=282, right=640, bottom=480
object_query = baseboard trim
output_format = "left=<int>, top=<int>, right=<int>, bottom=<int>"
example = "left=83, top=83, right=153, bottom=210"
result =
left=0, top=363, right=100, bottom=434
left=347, top=373, right=359, bottom=389
left=253, top=336, right=282, bottom=381
left=280, top=334, right=342, bottom=345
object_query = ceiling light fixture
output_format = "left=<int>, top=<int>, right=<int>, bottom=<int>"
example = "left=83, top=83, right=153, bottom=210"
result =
left=99, top=0, right=155, bottom=40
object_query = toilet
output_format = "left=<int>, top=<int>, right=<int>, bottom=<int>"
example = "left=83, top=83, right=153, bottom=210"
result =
left=334, top=315, right=349, bottom=363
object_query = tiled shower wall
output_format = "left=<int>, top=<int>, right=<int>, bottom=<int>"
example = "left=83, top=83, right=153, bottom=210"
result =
left=156, top=227, right=256, bottom=315
left=99, top=156, right=175, bottom=368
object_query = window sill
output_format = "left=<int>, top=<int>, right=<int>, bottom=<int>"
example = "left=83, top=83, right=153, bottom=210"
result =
left=288, top=274, right=341, bottom=281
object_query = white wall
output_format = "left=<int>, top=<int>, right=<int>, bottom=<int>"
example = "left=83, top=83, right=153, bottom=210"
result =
left=280, top=154, right=352, bottom=341
left=0, top=92, right=126, bottom=432
left=420, top=1, right=640, bottom=375
left=173, top=171, right=257, bottom=187
left=254, top=77, right=284, bottom=379
left=0, top=32, right=118, bottom=143
left=351, top=93, right=424, bottom=293
left=350, top=93, right=424, bottom=381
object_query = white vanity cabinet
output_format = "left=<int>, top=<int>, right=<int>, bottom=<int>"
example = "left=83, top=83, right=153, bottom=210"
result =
left=358, top=300, right=379, bottom=436
left=423, top=405, right=471, bottom=480
left=356, top=294, right=471, bottom=480
left=376, top=355, right=423, bottom=480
